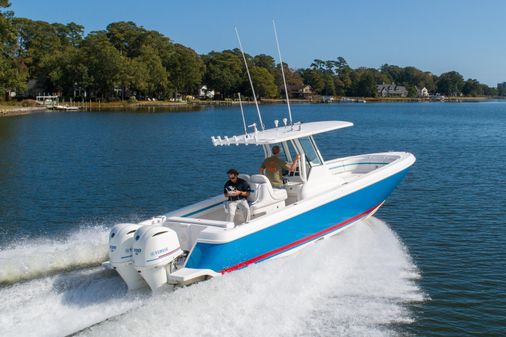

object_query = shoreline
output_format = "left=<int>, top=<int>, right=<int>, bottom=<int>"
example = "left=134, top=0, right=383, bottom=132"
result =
left=0, top=106, right=48, bottom=117
left=1, top=96, right=503, bottom=117
left=50, top=96, right=506, bottom=110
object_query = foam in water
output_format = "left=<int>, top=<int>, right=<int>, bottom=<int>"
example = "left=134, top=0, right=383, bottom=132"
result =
left=0, top=267, right=148, bottom=337
left=0, top=226, right=110, bottom=284
left=0, top=217, right=425, bottom=337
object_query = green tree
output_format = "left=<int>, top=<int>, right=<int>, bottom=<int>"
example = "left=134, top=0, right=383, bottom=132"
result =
left=350, top=67, right=388, bottom=97
left=106, top=21, right=144, bottom=57
left=253, top=54, right=276, bottom=75
left=380, top=64, right=401, bottom=83
left=380, top=64, right=436, bottom=93
left=310, top=59, right=326, bottom=72
left=114, top=56, right=148, bottom=99
left=300, top=68, right=324, bottom=94
left=335, top=57, right=352, bottom=95
left=166, top=44, right=204, bottom=96
left=333, top=77, right=346, bottom=95
left=355, top=73, right=377, bottom=97
left=437, top=71, right=464, bottom=96
left=105, top=22, right=174, bottom=64
left=335, top=57, right=349, bottom=75
left=135, top=45, right=169, bottom=98
left=288, top=58, right=344, bottom=96
left=135, top=29, right=173, bottom=65
left=12, top=18, right=83, bottom=94
left=249, top=66, right=278, bottom=98
left=401, top=66, right=435, bottom=92
left=203, top=50, right=244, bottom=98
left=483, top=85, right=497, bottom=96
left=275, top=62, right=304, bottom=97
left=79, top=32, right=124, bottom=99
left=462, top=79, right=483, bottom=96
left=322, top=73, right=336, bottom=95
left=52, top=22, right=84, bottom=48
left=407, top=85, right=417, bottom=98
left=61, top=47, right=92, bottom=98
left=14, top=19, right=62, bottom=76
left=0, top=0, right=28, bottom=97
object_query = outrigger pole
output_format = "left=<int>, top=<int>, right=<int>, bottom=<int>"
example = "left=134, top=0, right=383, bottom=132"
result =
left=273, top=20, right=293, bottom=126
left=238, top=93, right=248, bottom=136
left=234, top=27, right=265, bottom=130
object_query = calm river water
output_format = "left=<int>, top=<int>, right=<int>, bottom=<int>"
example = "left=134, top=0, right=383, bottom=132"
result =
left=0, top=102, right=504, bottom=337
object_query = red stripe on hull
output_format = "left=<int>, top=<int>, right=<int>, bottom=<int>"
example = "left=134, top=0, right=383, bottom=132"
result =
left=220, top=203, right=382, bottom=274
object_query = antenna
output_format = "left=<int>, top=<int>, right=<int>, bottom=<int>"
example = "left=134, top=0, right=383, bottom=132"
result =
left=234, top=27, right=264, bottom=130
left=273, top=20, right=293, bottom=126
left=238, top=93, right=247, bottom=135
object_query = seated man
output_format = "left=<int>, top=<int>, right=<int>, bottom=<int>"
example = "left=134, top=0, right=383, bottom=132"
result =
left=224, top=168, right=251, bottom=223
left=259, top=145, right=300, bottom=188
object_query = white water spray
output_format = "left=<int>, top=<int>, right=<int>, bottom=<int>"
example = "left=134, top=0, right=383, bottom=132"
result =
left=0, top=267, right=147, bottom=337
left=0, top=218, right=425, bottom=337
left=0, top=226, right=109, bottom=284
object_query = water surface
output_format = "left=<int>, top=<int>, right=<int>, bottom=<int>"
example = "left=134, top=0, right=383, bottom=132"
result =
left=0, top=102, right=505, bottom=336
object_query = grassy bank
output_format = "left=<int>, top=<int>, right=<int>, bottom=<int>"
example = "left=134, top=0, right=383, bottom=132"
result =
left=0, top=105, right=47, bottom=117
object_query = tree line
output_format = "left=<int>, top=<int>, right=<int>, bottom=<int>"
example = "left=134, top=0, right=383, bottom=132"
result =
left=0, top=1, right=500, bottom=101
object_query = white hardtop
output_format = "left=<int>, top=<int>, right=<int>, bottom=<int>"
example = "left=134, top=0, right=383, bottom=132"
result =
left=211, top=120, right=353, bottom=146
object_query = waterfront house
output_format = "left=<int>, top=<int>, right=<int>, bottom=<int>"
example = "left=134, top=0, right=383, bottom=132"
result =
left=282, top=83, right=304, bottom=98
left=377, top=83, right=408, bottom=97
left=298, top=85, right=314, bottom=99
left=301, top=85, right=313, bottom=95
left=416, top=86, right=429, bottom=97
left=198, top=85, right=215, bottom=99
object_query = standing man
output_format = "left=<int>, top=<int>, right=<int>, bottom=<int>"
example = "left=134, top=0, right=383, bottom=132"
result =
left=259, top=145, right=300, bottom=188
left=224, top=168, right=251, bottom=224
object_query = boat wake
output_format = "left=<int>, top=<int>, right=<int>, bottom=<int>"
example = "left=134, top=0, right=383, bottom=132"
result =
left=0, top=217, right=425, bottom=337
left=0, top=226, right=110, bottom=285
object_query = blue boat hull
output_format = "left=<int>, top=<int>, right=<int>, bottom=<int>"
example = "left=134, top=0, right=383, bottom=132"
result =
left=185, top=168, right=409, bottom=273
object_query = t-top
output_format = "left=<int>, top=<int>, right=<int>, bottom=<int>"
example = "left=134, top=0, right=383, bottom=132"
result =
left=261, top=156, right=290, bottom=187
left=224, top=178, right=251, bottom=201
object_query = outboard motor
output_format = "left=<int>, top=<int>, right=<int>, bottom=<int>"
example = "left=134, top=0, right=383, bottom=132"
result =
left=109, top=223, right=147, bottom=290
left=133, top=226, right=183, bottom=292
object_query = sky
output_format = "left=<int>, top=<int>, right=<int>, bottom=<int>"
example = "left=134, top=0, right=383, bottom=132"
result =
left=9, top=0, right=506, bottom=86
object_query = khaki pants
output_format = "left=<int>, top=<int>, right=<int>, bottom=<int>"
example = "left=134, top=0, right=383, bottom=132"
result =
left=225, top=199, right=251, bottom=224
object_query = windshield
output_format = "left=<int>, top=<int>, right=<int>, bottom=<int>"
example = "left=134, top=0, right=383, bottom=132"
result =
left=299, top=137, right=322, bottom=166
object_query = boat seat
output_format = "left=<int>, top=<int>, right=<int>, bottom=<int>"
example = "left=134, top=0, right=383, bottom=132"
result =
left=247, top=174, right=287, bottom=216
